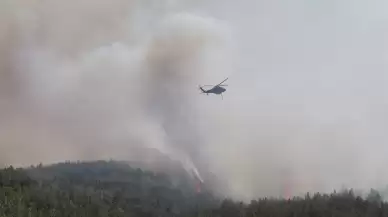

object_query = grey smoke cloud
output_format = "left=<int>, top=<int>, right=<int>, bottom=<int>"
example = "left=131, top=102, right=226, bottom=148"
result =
left=1, top=0, right=388, bottom=201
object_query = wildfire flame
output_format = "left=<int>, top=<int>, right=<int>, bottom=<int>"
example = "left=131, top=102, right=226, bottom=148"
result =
left=196, top=181, right=202, bottom=193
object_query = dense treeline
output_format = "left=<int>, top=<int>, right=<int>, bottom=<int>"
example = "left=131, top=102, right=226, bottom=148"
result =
left=0, top=160, right=387, bottom=216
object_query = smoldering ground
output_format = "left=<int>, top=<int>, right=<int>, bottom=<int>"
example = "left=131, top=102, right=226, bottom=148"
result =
left=1, top=0, right=388, bottom=201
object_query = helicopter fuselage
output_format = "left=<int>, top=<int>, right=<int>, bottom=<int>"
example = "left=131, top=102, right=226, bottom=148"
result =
left=205, top=85, right=226, bottom=94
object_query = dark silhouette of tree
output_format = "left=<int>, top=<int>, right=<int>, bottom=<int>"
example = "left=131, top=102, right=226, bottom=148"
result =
left=0, top=161, right=388, bottom=216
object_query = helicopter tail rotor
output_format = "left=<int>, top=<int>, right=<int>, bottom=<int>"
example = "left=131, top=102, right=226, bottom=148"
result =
left=199, top=86, right=207, bottom=94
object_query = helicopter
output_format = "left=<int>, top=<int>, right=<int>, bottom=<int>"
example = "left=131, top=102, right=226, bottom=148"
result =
left=199, top=77, right=228, bottom=99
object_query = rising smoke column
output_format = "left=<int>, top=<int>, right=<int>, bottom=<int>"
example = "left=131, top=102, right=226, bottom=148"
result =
left=4, top=3, right=229, bottom=183
left=140, top=13, right=231, bottom=183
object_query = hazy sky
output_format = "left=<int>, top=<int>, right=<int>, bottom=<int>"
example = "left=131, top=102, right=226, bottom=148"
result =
left=1, top=0, right=388, bottom=200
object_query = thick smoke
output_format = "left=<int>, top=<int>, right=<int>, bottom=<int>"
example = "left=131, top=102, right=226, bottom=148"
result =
left=2, top=0, right=388, bottom=201
left=0, top=0, right=225, bottom=188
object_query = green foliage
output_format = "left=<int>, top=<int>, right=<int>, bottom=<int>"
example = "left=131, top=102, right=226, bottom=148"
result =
left=0, top=161, right=387, bottom=216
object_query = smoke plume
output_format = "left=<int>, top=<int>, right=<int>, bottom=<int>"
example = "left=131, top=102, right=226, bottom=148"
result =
left=1, top=0, right=388, bottom=201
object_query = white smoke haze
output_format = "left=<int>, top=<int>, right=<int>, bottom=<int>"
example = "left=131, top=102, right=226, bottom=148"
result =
left=1, top=0, right=388, bottom=201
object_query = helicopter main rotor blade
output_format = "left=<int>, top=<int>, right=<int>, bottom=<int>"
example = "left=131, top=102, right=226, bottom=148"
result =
left=217, top=77, right=228, bottom=86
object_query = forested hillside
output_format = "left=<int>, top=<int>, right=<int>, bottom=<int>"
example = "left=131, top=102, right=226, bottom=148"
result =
left=0, top=160, right=387, bottom=217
